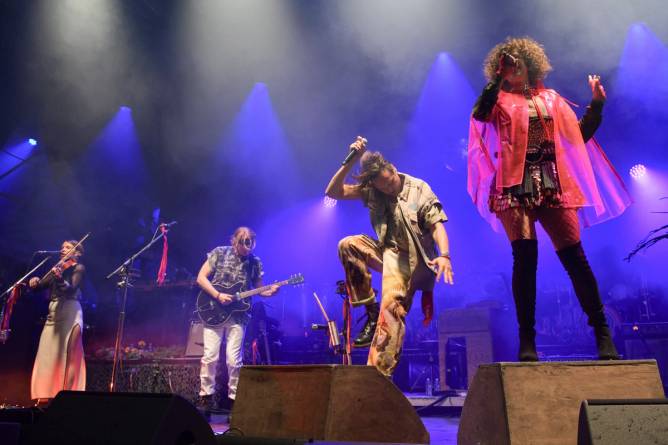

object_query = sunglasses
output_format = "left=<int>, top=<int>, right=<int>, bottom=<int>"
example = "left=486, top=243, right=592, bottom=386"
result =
left=240, top=238, right=255, bottom=248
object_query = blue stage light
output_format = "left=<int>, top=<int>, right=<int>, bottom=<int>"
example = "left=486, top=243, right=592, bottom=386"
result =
left=323, top=196, right=337, bottom=208
left=629, top=164, right=647, bottom=180
left=28, top=138, right=37, bottom=146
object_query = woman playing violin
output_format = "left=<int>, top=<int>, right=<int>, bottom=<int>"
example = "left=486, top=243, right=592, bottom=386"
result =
left=28, top=240, right=86, bottom=404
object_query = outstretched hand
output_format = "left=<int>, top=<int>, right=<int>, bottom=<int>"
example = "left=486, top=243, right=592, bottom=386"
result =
left=427, top=257, right=454, bottom=285
left=588, top=74, right=606, bottom=102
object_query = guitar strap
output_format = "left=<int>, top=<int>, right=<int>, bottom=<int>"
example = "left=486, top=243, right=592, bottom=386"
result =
left=210, top=248, right=222, bottom=287
left=247, top=254, right=259, bottom=290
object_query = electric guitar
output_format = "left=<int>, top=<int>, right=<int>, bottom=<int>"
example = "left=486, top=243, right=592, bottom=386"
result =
left=195, top=274, right=304, bottom=327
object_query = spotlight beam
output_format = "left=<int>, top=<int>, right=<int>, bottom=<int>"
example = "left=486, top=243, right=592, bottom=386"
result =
left=0, top=149, right=41, bottom=182
left=0, top=159, right=34, bottom=182
left=0, top=149, right=29, bottom=162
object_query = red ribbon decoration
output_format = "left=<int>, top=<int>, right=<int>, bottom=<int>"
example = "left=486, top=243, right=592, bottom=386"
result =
left=1, top=284, right=23, bottom=334
left=342, top=293, right=352, bottom=363
left=421, top=290, right=434, bottom=326
left=156, top=225, right=168, bottom=286
left=251, top=339, right=259, bottom=365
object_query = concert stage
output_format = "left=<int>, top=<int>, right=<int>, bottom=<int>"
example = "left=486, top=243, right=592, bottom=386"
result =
left=209, top=415, right=459, bottom=445
left=1, top=360, right=666, bottom=444
left=2, top=1, right=668, bottom=443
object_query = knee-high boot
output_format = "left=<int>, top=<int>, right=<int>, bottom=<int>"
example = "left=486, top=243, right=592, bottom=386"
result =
left=557, top=242, right=619, bottom=360
left=511, top=239, right=539, bottom=362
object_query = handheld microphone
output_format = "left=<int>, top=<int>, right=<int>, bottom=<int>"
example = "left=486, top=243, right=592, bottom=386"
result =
left=160, top=221, right=178, bottom=227
left=501, top=52, right=518, bottom=67
left=341, top=137, right=367, bottom=166
left=341, top=149, right=357, bottom=166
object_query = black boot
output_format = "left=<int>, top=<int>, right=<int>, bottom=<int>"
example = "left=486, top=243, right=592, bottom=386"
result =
left=594, top=325, right=620, bottom=360
left=557, top=242, right=620, bottom=360
left=196, top=393, right=214, bottom=420
left=353, top=302, right=379, bottom=348
left=511, top=239, right=539, bottom=362
left=519, top=330, right=538, bottom=362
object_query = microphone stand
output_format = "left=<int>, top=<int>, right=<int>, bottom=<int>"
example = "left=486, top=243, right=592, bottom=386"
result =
left=0, top=256, right=52, bottom=343
left=312, top=290, right=350, bottom=365
left=335, top=281, right=353, bottom=365
left=105, top=228, right=169, bottom=392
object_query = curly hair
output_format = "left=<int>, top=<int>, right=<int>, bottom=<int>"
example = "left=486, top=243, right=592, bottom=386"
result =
left=483, top=36, right=552, bottom=85
left=353, top=151, right=396, bottom=186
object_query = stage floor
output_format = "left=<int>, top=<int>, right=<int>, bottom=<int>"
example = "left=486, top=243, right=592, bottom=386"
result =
left=210, top=414, right=460, bottom=444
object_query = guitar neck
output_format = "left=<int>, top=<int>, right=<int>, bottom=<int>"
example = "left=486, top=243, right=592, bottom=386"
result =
left=237, top=279, right=290, bottom=300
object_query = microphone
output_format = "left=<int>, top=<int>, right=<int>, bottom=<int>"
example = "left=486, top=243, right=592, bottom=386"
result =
left=36, top=250, right=60, bottom=254
left=341, top=137, right=367, bottom=166
left=159, top=221, right=178, bottom=227
left=500, top=52, right=518, bottom=67
left=341, top=149, right=357, bottom=166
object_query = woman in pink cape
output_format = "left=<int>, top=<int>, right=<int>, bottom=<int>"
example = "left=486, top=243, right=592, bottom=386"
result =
left=467, top=37, right=631, bottom=361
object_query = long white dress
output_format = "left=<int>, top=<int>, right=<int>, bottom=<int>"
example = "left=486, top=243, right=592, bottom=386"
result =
left=30, top=264, right=86, bottom=400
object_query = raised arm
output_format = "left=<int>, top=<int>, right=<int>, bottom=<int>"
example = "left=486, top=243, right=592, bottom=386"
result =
left=324, top=136, right=367, bottom=200
left=579, top=75, right=606, bottom=142
left=472, top=77, right=502, bottom=122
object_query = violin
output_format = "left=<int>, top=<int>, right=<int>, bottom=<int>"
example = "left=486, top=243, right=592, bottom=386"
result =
left=51, top=257, right=78, bottom=278
left=35, top=233, right=90, bottom=285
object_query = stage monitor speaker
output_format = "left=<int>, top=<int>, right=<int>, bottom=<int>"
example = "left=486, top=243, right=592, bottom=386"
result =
left=28, top=391, right=215, bottom=445
left=458, top=360, right=665, bottom=445
left=230, top=365, right=429, bottom=444
left=578, top=399, right=668, bottom=445
left=185, top=320, right=204, bottom=357
left=0, top=407, right=43, bottom=445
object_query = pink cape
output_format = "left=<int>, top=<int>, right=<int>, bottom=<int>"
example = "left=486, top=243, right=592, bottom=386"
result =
left=467, top=89, right=632, bottom=231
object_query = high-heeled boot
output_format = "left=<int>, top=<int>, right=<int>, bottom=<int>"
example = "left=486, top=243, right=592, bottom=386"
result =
left=557, top=242, right=620, bottom=360
left=511, top=239, right=539, bottom=362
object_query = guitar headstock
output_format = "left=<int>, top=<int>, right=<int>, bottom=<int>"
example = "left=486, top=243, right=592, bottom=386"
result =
left=288, top=273, right=305, bottom=286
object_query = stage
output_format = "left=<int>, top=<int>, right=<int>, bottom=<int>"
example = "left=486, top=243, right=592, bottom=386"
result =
left=1, top=0, right=668, bottom=443
left=209, top=415, right=459, bottom=445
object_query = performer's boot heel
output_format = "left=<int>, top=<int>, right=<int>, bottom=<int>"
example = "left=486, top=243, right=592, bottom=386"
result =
left=519, top=329, right=538, bottom=362
left=594, top=324, right=620, bottom=360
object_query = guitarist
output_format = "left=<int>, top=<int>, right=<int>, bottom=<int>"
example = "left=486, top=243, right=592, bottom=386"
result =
left=195, top=226, right=279, bottom=414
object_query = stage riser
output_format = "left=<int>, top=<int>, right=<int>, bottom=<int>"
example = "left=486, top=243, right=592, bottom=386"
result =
left=458, top=360, right=665, bottom=445
left=232, top=365, right=430, bottom=444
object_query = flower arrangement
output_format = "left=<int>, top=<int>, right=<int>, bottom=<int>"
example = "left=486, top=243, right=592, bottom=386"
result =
left=93, top=341, right=184, bottom=360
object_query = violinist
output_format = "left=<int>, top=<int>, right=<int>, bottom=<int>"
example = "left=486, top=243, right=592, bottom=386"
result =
left=28, top=240, right=86, bottom=404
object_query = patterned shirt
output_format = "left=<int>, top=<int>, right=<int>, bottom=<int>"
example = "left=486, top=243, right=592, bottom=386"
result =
left=207, top=246, right=264, bottom=290
left=206, top=246, right=264, bottom=324
left=361, top=173, right=447, bottom=279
